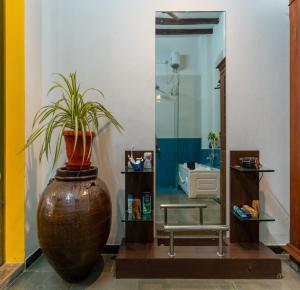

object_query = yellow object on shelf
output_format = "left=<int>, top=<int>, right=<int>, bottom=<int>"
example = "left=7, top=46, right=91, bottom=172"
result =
left=242, top=205, right=258, bottom=218
left=252, top=200, right=260, bottom=214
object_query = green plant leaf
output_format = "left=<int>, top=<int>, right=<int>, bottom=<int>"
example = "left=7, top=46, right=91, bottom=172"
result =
left=25, top=71, right=124, bottom=169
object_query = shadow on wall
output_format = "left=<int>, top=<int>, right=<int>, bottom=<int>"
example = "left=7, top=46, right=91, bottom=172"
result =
left=26, top=146, right=39, bottom=256
left=259, top=176, right=289, bottom=244
left=116, top=189, right=125, bottom=243
left=92, top=123, right=125, bottom=244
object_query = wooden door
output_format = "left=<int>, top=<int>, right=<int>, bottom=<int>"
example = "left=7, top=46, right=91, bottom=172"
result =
left=217, top=58, right=226, bottom=224
left=285, top=0, right=300, bottom=262
left=0, top=0, right=4, bottom=266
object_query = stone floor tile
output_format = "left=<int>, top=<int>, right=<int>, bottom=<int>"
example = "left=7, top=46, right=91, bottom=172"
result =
left=233, top=261, right=300, bottom=290
left=26, top=256, right=55, bottom=273
left=7, top=254, right=300, bottom=290
left=165, top=279, right=236, bottom=290
left=9, top=271, right=70, bottom=290
left=138, top=279, right=171, bottom=290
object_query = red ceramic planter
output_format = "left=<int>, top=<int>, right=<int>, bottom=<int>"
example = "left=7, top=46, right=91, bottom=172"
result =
left=63, top=130, right=96, bottom=170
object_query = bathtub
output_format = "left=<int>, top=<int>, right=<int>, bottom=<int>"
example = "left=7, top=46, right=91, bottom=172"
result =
left=178, top=163, right=220, bottom=198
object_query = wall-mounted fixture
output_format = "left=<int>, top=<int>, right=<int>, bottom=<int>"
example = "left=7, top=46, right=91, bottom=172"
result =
left=170, top=51, right=180, bottom=72
left=155, top=84, right=169, bottom=102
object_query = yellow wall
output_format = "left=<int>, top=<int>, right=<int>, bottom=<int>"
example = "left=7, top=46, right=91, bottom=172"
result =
left=4, top=0, right=25, bottom=262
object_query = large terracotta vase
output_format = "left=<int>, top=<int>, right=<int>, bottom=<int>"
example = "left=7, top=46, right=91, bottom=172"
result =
left=37, top=167, right=111, bottom=282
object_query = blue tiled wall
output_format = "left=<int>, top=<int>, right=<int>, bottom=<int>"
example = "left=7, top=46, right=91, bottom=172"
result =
left=200, top=149, right=221, bottom=169
left=156, top=138, right=220, bottom=193
left=156, top=138, right=178, bottom=191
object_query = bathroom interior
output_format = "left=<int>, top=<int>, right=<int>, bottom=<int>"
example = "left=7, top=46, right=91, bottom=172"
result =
left=155, top=11, right=225, bottom=229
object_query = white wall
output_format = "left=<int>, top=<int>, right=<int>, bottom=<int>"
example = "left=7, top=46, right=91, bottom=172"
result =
left=211, top=13, right=225, bottom=137
left=199, top=34, right=213, bottom=148
left=25, top=0, right=289, bottom=256
left=25, top=0, right=63, bottom=258
left=155, top=35, right=202, bottom=138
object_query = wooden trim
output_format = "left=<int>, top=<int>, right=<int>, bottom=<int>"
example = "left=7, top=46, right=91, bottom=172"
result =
left=164, top=12, right=178, bottom=20
left=0, top=263, right=24, bottom=289
left=217, top=58, right=226, bottom=225
left=283, top=243, right=300, bottom=263
left=0, top=0, right=3, bottom=267
left=156, top=18, right=219, bottom=25
left=289, top=0, right=297, bottom=6
left=289, top=0, right=300, bottom=255
left=156, top=29, right=213, bottom=35
left=217, top=58, right=226, bottom=71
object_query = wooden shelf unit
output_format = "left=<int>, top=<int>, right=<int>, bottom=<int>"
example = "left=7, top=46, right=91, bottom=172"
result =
left=121, top=150, right=154, bottom=243
left=230, top=150, right=275, bottom=243
left=116, top=150, right=282, bottom=279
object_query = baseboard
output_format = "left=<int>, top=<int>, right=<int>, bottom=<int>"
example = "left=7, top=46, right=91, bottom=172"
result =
left=268, top=245, right=286, bottom=254
left=25, top=248, right=42, bottom=268
left=283, top=243, right=300, bottom=263
left=103, top=245, right=120, bottom=254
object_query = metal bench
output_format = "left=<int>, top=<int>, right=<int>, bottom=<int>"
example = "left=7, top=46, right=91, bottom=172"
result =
left=163, top=224, right=230, bottom=257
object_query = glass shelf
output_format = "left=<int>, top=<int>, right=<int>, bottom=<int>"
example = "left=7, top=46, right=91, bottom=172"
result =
left=231, top=165, right=275, bottom=173
left=232, top=209, right=275, bottom=222
left=121, top=212, right=153, bottom=223
left=121, top=168, right=153, bottom=174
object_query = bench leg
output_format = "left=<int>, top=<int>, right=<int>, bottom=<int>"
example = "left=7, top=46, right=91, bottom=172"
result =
left=168, top=231, right=176, bottom=257
left=217, top=230, right=224, bottom=257
left=164, top=208, right=168, bottom=225
left=199, top=208, right=203, bottom=224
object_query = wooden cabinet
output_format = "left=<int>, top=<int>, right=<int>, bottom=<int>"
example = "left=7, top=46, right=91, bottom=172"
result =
left=285, top=0, right=300, bottom=262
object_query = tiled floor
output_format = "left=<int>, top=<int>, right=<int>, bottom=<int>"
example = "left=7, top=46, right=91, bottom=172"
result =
left=8, top=255, right=300, bottom=290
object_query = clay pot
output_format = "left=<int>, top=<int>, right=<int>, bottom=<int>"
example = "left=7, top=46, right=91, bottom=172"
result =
left=37, top=167, right=111, bottom=282
left=63, top=130, right=96, bottom=170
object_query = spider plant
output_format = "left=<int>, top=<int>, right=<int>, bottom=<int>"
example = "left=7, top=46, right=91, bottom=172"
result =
left=25, top=72, right=123, bottom=168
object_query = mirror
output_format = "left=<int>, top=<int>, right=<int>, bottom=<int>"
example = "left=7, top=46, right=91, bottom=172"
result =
left=155, top=11, right=226, bottom=233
